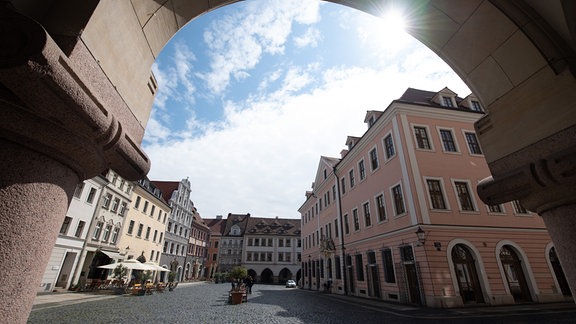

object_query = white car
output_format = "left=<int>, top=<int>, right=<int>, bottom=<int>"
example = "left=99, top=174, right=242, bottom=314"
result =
left=285, top=280, right=296, bottom=288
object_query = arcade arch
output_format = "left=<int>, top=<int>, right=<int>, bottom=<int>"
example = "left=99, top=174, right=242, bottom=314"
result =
left=1, top=1, right=576, bottom=322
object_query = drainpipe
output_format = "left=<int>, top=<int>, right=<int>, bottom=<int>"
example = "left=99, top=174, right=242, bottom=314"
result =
left=333, top=166, right=348, bottom=296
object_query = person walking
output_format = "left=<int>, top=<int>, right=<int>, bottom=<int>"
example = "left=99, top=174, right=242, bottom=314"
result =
left=244, top=276, right=254, bottom=294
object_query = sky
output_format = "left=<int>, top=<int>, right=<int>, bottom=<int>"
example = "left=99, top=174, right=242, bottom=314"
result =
left=143, top=0, right=470, bottom=220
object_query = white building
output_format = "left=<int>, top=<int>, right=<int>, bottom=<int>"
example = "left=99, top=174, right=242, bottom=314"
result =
left=38, top=176, right=107, bottom=292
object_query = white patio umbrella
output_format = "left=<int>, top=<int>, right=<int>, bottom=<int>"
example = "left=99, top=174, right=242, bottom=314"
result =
left=98, top=259, right=155, bottom=271
left=144, top=262, right=170, bottom=272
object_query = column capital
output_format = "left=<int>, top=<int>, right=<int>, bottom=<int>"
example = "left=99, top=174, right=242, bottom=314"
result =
left=478, top=141, right=576, bottom=214
left=0, top=8, right=149, bottom=180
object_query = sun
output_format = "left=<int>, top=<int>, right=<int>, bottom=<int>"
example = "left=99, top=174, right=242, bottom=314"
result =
left=376, top=10, right=409, bottom=45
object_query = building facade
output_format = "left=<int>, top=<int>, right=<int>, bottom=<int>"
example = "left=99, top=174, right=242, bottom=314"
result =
left=300, top=88, right=572, bottom=308
left=38, top=176, right=108, bottom=292
left=218, top=213, right=251, bottom=273
left=205, top=216, right=227, bottom=280
left=243, top=217, right=302, bottom=284
left=154, top=178, right=195, bottom=282
left=187, top=213, right=210, bottom=280
left=75, top=170, right=133, bottom=286
left=117, top=178, right=169, bottom=267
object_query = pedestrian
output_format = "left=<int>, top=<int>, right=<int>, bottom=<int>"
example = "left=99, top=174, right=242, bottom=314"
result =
left=244, top=276, right=254, bottom=294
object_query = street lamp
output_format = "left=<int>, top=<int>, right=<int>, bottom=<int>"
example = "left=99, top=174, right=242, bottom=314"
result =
left=415, top=227, right=426, bottom=246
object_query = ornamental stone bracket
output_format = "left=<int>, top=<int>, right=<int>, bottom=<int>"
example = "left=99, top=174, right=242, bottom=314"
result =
left=477, top=136, right=576, bottom=214
left=0, top=7, right=149, bottom=181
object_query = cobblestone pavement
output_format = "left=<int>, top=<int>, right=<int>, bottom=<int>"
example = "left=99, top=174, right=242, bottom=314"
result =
left=29, top=283, right=576, bottom=324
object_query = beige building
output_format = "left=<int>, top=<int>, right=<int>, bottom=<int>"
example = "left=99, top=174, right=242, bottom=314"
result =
left=300, top=88, right=571, bottom=308
left=243, top=217, right=302, bottom=284
left=117, top=178, right=169, bottom=268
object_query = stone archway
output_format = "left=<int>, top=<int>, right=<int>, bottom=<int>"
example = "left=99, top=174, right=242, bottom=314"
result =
left=2, top=1, right=576, bottom=322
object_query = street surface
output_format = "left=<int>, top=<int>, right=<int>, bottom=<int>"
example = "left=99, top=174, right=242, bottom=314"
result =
left=29, top=282, right=576, bottom=323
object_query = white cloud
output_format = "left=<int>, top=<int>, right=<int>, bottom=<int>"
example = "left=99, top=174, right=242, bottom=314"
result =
left=294, top=27, right=321, bottom=48
left=200, top=0, right=321, bottom=94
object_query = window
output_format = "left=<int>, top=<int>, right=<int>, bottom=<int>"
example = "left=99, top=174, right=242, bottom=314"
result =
left=102, top=193, right=112, bottom=209
left=159, top=232, right=163, bottom=243
left=118, top=202, right=127, bottom=216
left=93, top=221, right=103, bottom=240
left=489, top=204, right=503, bottom=213
left=111, top=227, right=119, bottom=243
left=363, top=202, right=371, bottom=227
left=73, top=183, right=84, bottom=199
left=74, top=220, right=85, bottom=237
left=513, top=200, right=529, bottom=214
left=355, top=254, right=364, bottom=281
left=341, top=178, right=346, bottom=194
left=414, top=126, right=431, bottom=150
left=352, top=209, right=360, bottom=231
left=134, top=196, right=141, bottom=209
left=335, top=256, right=341, bottom=279
left=440, top=129, right=457, bottom=152
left=111, top=198, right=120, bottom=213
left=111, top=173, right=118, bottom=185
left=471, top=100, right=482, bottom=111
left=455, top=181, right=475, bottom=211
left=358, top=160, right=366, bottom=180
left=392, top=185, right=405, bottom=215
left=426, top=179, right=447, bottom=210
left=60, top=216, right=72, bottom=235
left=332, top=185, right=336, bottom=201
left=86, top=188, right=97, bottom=203
left=349, top=169, right=355, bottom=188
left=376, top=194, right=386, bottom=222
left=323, top=169, right=327, bottom=179
left=334, top=219, right=339, bottom=238
left=102, top=224, right=112, bottom=241
left=382, top=249, right=396, bottom=283
left=369, top=148, right=379, bottom=170
left=145, top=226, right=151, bottom=239
left=143, top=201, right=149, bottom=214
left=127, top=220, right=135, bottom=235
left=384, top=134, right=395, bottom=159
left=465, top=132, right=482, bottom=155
left=163, top=241, right=168, bottom=253
left=344, top=214, right=350, bottom=234
left=442, top=96, right=454, bottom=107
left=150, top=205, right=156, bottom=217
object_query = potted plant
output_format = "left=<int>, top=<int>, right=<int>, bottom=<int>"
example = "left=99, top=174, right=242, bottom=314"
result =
left=167, top=271, right=178, bottom=291
left=228, top=266, right=247, bottom=304
left=111, top=264, right=127, bottom=294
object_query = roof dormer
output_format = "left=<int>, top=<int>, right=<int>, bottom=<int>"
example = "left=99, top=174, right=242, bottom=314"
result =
left=364, top=110, right=383, bottom=128
left=461, top=94, right=483, bottom=112
left=431, top=87, right=458, bottom=108
left=346, top=136, right=360, bottom=150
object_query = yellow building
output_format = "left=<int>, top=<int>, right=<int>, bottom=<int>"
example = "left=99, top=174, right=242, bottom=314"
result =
left=118, top=178, right=170, bottom=270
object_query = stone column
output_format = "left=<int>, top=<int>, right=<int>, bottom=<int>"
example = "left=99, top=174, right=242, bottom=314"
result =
left=0, top=140, right=78, bottom=324
left=0, top=8, right=149, bottom=322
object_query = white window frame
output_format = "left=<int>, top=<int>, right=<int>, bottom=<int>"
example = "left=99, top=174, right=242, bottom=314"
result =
left=389, top=182, right=406, bottom=217
left=437, top=127, right=460, bottom=154
left=412, top=124, right=434, bottom=151
left=423, top=177, right=451, bottom=211
left=368, top=146, right=380, bottom=172
left=461, top=129, right=483, bottom=156
left=382, top=131, right=396, bottom=162
left=450, top=178, right=479, bottom=213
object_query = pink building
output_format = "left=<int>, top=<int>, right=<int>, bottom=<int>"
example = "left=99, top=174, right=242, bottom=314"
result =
left=299, top=87, right=572, bottom=308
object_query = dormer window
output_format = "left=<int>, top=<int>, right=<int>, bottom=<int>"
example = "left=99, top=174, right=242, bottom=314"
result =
left=347, top=141, right=354, bottom=150
left=323, top=169, right=327, bottom=180
left=368, top=115, right=376, bottom=127
left=442, top=96, right=454, bottom=107
left=470, top=100, right=482, bottom=112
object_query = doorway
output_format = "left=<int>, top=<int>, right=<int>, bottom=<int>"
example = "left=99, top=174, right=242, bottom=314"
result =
left=451, top=244, right=485, bottom=304
left=499, top=245, right=532, bottom=303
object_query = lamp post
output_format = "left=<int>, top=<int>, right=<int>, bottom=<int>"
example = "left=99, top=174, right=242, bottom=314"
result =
left=415, top=227, right=426, bottom=246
